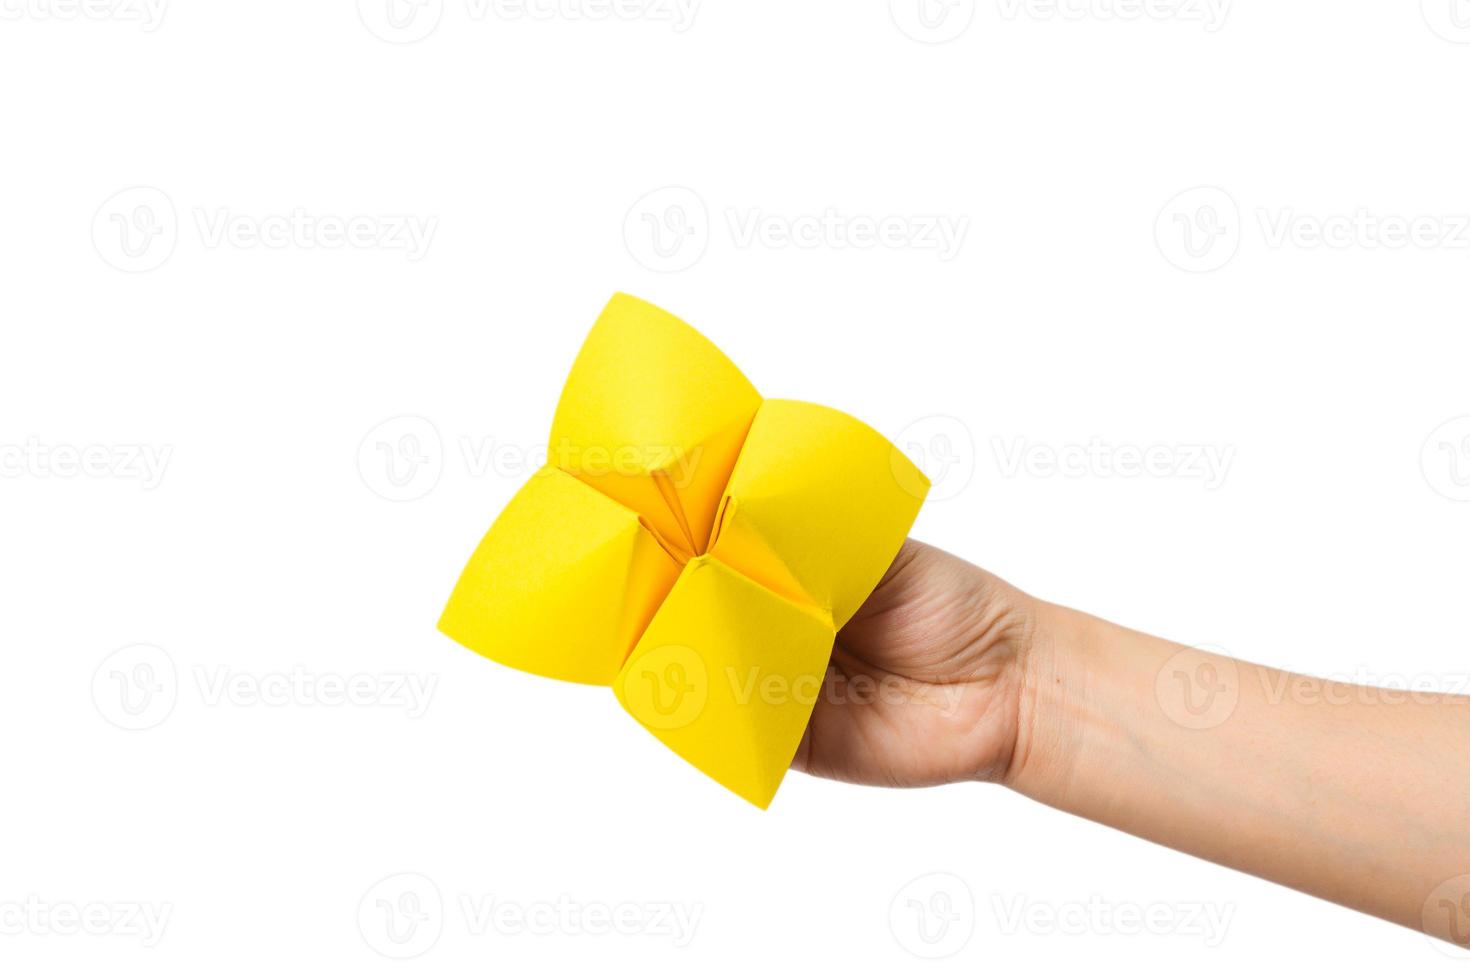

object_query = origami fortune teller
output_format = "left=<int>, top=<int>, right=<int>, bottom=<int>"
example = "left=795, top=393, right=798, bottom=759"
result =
left=439, top=293, right=930, bottom=807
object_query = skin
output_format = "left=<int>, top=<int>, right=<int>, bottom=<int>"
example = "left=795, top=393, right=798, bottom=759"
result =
left=793, top=539, right=1470, bottom=947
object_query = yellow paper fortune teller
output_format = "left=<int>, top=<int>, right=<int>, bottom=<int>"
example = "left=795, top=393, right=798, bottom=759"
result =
left=439, top=293, right=930, bottom=807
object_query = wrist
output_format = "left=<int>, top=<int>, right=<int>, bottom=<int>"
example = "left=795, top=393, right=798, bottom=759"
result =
left=1000, top=599, right=1099, bottom=799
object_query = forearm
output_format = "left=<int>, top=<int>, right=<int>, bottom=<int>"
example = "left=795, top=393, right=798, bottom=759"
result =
left=1004, top=600, right=1470, bottom=939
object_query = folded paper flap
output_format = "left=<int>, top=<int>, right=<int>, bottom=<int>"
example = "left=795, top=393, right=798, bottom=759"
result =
left=649, top=469, right=699, bottom=557
left=636, top=513, right=696, bottom=567
left=439, top=466, right=681, bottom=685
left=707, top=399, right=928, bottom=629
left=704, top=493, right=819, bottom=615
left=548, top=293, right=762, bottom=552
left=550, top=293, right=759, bottom=446
left=613, top=555, right=835, bottom=808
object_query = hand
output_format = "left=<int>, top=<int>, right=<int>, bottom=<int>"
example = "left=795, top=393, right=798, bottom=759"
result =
left=791, top=538, right=1040, bottom=788
left=798, top=539, right=1470, bottom=946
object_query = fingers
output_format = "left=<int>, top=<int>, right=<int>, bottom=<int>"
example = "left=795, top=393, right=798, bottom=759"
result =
left=790, top=646, right=927, bottom=787
left=790, top=655, right=874, bottom=783
left=839, top=537, right=1036, bottom=684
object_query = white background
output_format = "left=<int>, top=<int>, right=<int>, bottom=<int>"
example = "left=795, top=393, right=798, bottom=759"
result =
left=3, top=0, right=1469, bottom=974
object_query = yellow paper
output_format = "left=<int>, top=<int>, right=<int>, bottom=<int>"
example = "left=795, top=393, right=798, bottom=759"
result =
left=614, top=556, right=833, bottom=808
left=439, top=466, right=682, bottom=685
left=709, top=398, right=926, bottom=630
left=547, top=294, right=762, bottom=560
left=440, top=293, right=930, bottom=806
